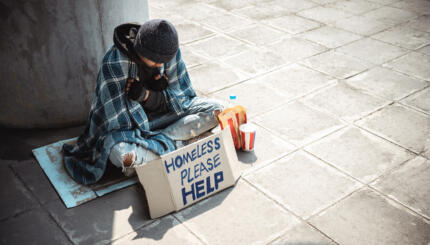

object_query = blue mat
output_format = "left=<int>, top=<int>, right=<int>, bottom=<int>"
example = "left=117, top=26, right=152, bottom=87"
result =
left=32, top=138, right=138, bottom=208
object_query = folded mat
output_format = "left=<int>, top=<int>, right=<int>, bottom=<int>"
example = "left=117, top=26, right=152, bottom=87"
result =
left=32, top=138, right=138, bottom=208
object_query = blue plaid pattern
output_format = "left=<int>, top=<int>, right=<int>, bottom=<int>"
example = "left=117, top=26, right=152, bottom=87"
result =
left=62, top=45, right=197, bottom=185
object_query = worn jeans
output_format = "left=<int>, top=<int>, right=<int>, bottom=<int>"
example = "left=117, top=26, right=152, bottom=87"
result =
left=109, top=97, right=222, bottom=174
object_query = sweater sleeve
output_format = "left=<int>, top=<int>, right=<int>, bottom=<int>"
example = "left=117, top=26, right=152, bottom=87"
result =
left=141, top=90, right=169, bottom=113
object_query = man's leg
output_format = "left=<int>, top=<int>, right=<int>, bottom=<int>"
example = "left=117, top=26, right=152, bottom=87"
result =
left=109, top=142, right=159, bottom=176
left=109, top=97, right=222, bottom=175
left=160, top=97, right=223, bottom=141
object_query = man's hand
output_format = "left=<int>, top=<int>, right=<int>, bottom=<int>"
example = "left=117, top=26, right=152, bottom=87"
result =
left=154, top=73, right=168, bottom=82
left=147, top=72, right=169, bottom=91
left=126, top=78, right=148, bottom=101
left=125, top=77, right=134, bottom=94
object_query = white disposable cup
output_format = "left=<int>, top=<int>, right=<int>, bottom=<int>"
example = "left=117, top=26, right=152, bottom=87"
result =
left=239, top=123, right=256, bottom=151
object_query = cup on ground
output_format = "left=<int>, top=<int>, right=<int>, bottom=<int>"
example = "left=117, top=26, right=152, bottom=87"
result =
left=239, top=123, right=256, bottom=151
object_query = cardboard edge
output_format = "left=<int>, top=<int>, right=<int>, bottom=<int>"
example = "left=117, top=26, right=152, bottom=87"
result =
left=221, top=126, right=242, bottom=181
left=166, top=129, right=240, bottom=211
left=135, top=128, right=242, bottom=218
left=95, top=177, right=139, bottom=196
left=135, top=158, right=176, bottom=219
left=32, top=146, right=97, bottom=208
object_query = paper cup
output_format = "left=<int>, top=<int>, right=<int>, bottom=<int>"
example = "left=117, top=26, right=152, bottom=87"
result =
left=239, top=123, right=256, bottom=151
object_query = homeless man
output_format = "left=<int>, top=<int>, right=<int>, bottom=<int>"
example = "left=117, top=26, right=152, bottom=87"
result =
left=62, top=19, right=222, bottom=185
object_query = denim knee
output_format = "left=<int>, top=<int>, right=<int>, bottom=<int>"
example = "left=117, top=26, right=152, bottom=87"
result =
left=109, top=142, right=136, bottom=169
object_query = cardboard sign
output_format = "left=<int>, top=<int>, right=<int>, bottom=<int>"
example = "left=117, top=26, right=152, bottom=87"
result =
left=135, top=128, right=241, bottom=219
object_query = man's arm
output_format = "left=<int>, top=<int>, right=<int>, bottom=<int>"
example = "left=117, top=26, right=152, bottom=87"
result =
left=126, top=75, right=169, bottom=112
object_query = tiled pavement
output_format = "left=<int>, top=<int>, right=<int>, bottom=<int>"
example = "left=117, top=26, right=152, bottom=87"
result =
left=1, top=0, right=430, bottom=244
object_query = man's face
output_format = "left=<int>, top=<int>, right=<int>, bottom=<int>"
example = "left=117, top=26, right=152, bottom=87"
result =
left=140, top=55, right=163, bottom=68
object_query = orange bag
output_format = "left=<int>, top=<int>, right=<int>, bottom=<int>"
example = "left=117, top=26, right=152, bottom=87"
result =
left=217, top=105, right=247, bottom=150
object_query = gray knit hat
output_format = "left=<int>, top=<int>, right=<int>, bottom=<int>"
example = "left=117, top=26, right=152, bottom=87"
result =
left=134, top=19, right=179, bottom=63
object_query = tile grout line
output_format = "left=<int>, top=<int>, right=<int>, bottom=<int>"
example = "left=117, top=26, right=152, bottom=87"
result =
left=107, top=218, right=160, bottom=244
left=172, top=214, right=209, bottom=245
left=233, top=77, right=339, bottom=121
left=0, top=163, right=39, bottom=223
left=240, top=124, right=349, bottom=178
left=354, top=122, right=424, bottom=155
left=239, top=123, right=429, bottom=238
left=303, top=149, right=430, bottom=222
left=7, top=164, right=77, bottom=245
left=352, top=104, right=429, bottom=155
left=241, top=178, right=341, bottom=245
left=343, top=77, right=430, bottom=106
left=115, top=1, right=430, bottom=244
left=190, top=6, right=429, bottom=223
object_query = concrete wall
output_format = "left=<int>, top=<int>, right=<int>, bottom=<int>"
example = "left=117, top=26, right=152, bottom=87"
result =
left=0, top=0, right=149, bottom=128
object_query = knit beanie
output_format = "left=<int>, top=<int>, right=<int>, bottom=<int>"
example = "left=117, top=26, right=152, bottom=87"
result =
left=134, top=19, right=179, bottom=64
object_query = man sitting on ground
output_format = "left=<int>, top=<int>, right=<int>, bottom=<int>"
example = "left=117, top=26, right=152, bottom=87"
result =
left=63, top=19, right=222, bottom=185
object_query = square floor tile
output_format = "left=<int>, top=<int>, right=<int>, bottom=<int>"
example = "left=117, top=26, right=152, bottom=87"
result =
left=356, top=104, right=430, bottom=154
left=361, top=6, right=417, bottom=26
left=189, top=61, right=247, bottom=94
left=309, top=188, right=430, bottom=245
left=298, top=6, right=353, bottom=24
left=335, top=15, right=392, bottom=36
left=372, top=156, right=430, bottom=219
left=424, top=152, right=430, bottom=159
left=418, top=45, right=430, bottom=55
left=11, top=159, right=59, bottom=205
left=224, top=47, right=287, bottom=75
left=175, top=180, right=301, bottom=245
left=390, top=0, right=430, bottom=15
left=301, top=51, right=373, bottom=79
left=210, top=0, right=256, bottom=11
left=176, top=21, right=214, bottom=44
left=266, top=37, right=328, bottom=63
left=255, top=101, right=345, bottom=146
left=337, top=38, right=408, bottom=64
left=247, top=151, right=360, bottom=219
left=405, top=15, right=430, bottom=33
left=299, top=26, right=362, bottom=48
left=372, top=25, right=430, bottom=50
left=271, top=222, right=336, bottom=245
left=230, top=24, right=286, bottom=46
left=263, top=15, right=320, bottom=34
left=385, top=52, right=430, bottom=80
left=306, top=126, right=413, bottom=182
left=302, top=82, right=390, bottom=122
left=236, top=124, right=296, bottom=175
left=200, top=12, right=253, bottom=32
left=149, top=0, right=195, bottom=9
left=0, top=164, right=37, bottom=220
left=149, top=8, right=186, bottom=23
left=211, top=78, right=290, bottom=117
left=366, top=0, right=401, bottom=4
left=310, top=0, right=340, bottom=4
left=346, top=66, right=429, bottom=101
left=175, top=3, right=226, bottom=22
left=180, top=45, right=209, bottom=68
left=46, top=186, right=152, bottom=245
left=262, top=63, right=336, bottom=99
left=0, top=208, right=72, bottom=245
left=233, top=4, right=291, bottom=21
left=112, top=216, right=202, bottom=245
left=401, top=87, right=430, bottom=114
left=259, top=0, right=317, bottom=13
left=188, top=35, right=246, bottom=59
left=327, top=0, right=381, bottom=14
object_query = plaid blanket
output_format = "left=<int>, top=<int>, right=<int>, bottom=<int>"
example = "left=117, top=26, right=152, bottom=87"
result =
left=62, top=46, right=197, bottom=185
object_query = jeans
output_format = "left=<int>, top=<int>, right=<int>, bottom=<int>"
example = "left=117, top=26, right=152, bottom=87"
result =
left=109, top=97, right=222, bottom=175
